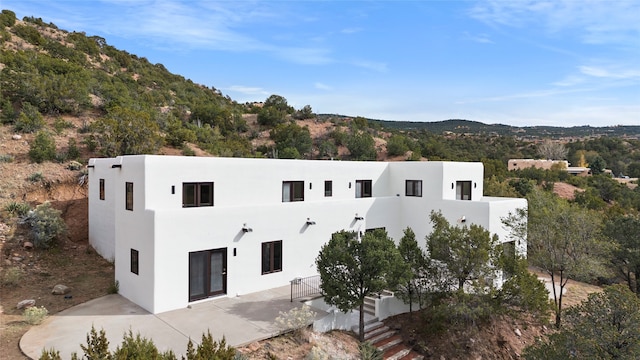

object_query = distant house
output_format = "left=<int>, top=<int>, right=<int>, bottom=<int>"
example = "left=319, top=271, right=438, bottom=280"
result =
left=508, top=159, right=591, bottom=176
left=88, top=156, right=527, bottom=314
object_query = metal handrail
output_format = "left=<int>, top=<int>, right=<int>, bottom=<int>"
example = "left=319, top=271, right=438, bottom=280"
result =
left=290, top=275, right=321, bottom=302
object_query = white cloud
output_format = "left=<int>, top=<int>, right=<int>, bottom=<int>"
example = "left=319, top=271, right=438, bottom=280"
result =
left=469, top=0, right=640, bottom=45
left=579, top=65, right=640, bottom=80
left=462, top=31, right=494, bottom=44
left=227, top=85, right=269, bottom=96
left=314, top=83, right=332, bottom=90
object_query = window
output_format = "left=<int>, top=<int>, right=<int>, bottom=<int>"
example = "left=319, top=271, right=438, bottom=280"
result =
left=130, top=249, right=139, bottom=275
left=405, top=180, right=422, bottom=197
left=324, top=180, right=333, bottom=197
left=262, top=240, right=282, bottom=274
left=282, top=181, right=304, bottom=202
left=355, top=180, right=372, bottom=198
left=182, top=182, right=214, bottom=207
left=456, top=181, right=472, bottom=200
left=99, top=179, right=105, bottom=200
left=125, top=182, right=133, bottom=211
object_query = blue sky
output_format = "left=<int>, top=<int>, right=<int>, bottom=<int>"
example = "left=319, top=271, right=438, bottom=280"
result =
left=3, top=0, right=639, bottom=127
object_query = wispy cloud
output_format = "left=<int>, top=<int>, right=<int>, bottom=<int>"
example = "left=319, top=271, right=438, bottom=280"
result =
left=341, top=27, right=362, bottom=34
left=457, top=86, right=596, bottom=104
left=462, top=31, right=494, bottom=44
left=579, top=65, right=640, bottom=80
left=227, top=85, right=269, bottom=96
left=350, top=60, right=388, bottom=73
left=469, top=0, right=640, bottom=45
left=315, top=82, right=332, bottom=91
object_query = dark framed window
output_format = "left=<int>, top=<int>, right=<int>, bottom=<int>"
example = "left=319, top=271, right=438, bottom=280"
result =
left=130, top=249, right=139, bottom=275
left=456, top=181, right=472, bottom=200
left=261, top=240, right=282, bottom=274
left=355, top=180, right=372, bottom=198
left=405, top=180, right=422, bottom=197
left=182, top=182, right=214, bottom=207
left=125, top=182, right=133, bottom=211
left=324, top=180, right=333, bottom=197
left=99, top=179, right=105, bottom=200
left=282, top=181, right=304, bottom=202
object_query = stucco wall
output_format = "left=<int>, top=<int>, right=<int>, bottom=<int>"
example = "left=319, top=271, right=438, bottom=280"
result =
left=88, top=156, right=527, bottom=314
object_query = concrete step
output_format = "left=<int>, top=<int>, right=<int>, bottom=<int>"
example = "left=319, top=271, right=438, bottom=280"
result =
left=363, top=325, right=389, bottom=341
left=363, top=302, right=376, bottom=316
left=380, top=289, right=395, bottom=297
left=352, top=318, right=381, bottom=334
left=368, top=329, right=395, bottom=344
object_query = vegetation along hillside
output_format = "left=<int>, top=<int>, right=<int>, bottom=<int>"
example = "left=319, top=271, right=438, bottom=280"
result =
left=2, top=8, right=640, bottom=360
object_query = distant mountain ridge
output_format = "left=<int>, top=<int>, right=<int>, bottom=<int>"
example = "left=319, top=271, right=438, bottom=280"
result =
left=371, top=118, right=640, bottom=138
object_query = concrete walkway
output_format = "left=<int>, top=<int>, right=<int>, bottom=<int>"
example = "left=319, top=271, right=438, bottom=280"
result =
left=21, top=285, right=312, bottom=359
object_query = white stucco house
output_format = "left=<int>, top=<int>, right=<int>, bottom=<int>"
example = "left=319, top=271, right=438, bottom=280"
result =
left=87, top=155, right=527, bottom=314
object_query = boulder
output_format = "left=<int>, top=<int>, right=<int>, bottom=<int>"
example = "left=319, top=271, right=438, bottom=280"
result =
left=12, top=134, right=22, bottom=140
left=17, top=299, right=36, bottom=309
left=23, top=242, right=34, bottom=250
left=52, top=284, right=71, bottom=295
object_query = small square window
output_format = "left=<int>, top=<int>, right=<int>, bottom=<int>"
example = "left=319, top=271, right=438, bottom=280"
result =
left=262, top=240, right=282, bottom=274
left=125, top=182, right=133, bottom=211
left=182, top=182, right=214, bottom=207
left=405, top=180, right=422, bottom=197
left=99, top=179, right=105, bottom=200
left=355, top=180, right=372, bottom=198
left=131, top=249, right=139, bottom=275
left=282, top=181, right=304, bottom=202
left=324, top=180, right=333, bottom=197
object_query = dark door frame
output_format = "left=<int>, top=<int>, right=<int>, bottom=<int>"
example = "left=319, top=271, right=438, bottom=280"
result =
left=188, top=248, right=227, bottom=302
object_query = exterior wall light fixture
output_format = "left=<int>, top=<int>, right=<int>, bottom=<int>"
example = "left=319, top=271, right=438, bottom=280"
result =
left=242, top=223, right=253, bottom=233
left=355, top=214, right=364, bottom=221
left=306, top=218, right=316, bottom=225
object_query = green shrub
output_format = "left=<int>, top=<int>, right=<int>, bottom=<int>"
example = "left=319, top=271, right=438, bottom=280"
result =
left=27, top=172, right=44, bottom=182
left=498, top=257, right=551, bottom=317
left=181, top=144, right=196, bottom=156
left=305, top=346, right=329, bottom=360
left=39, top=348, right=62, bottom=360
left=79, top=326, right=110, bottom=360
left=15, top=105, right=46, bottom=133
left=1, top=266, right=23, bottom=286
left=358, top=342, right=383, bottom=360
left=4, top=201, right=31, bottom=217
left=107, top=280, right=119, bottom=294
left=12, top=24, right=43, bottom=45
left=0, top=154, right=14, bottom=163
left=19, top=202, right=66, bottom=249
left=23, top=306, right=48, bottom=325
left=113, top=330, right=175, bottom=359
left=53, top=117, right=74, bottom=134
left=29, top=131, right=57, bottom=163
left=185, top=332, right=236, bottom=360
left=0, top=9, right=17, bottom=27
left=67, top=138, right=80, bottom=160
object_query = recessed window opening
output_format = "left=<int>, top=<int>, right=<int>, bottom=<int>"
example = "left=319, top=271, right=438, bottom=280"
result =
left=282, top=181, right=304, bottom=202
left=405, top=180, right=422, bottom=197
left=183, top=182, right=214, bottom=207
left=355, top=180, right=372, bottom=198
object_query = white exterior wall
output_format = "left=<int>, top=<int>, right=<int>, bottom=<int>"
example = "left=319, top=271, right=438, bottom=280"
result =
left=88, top=155, right=527, bottom=314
